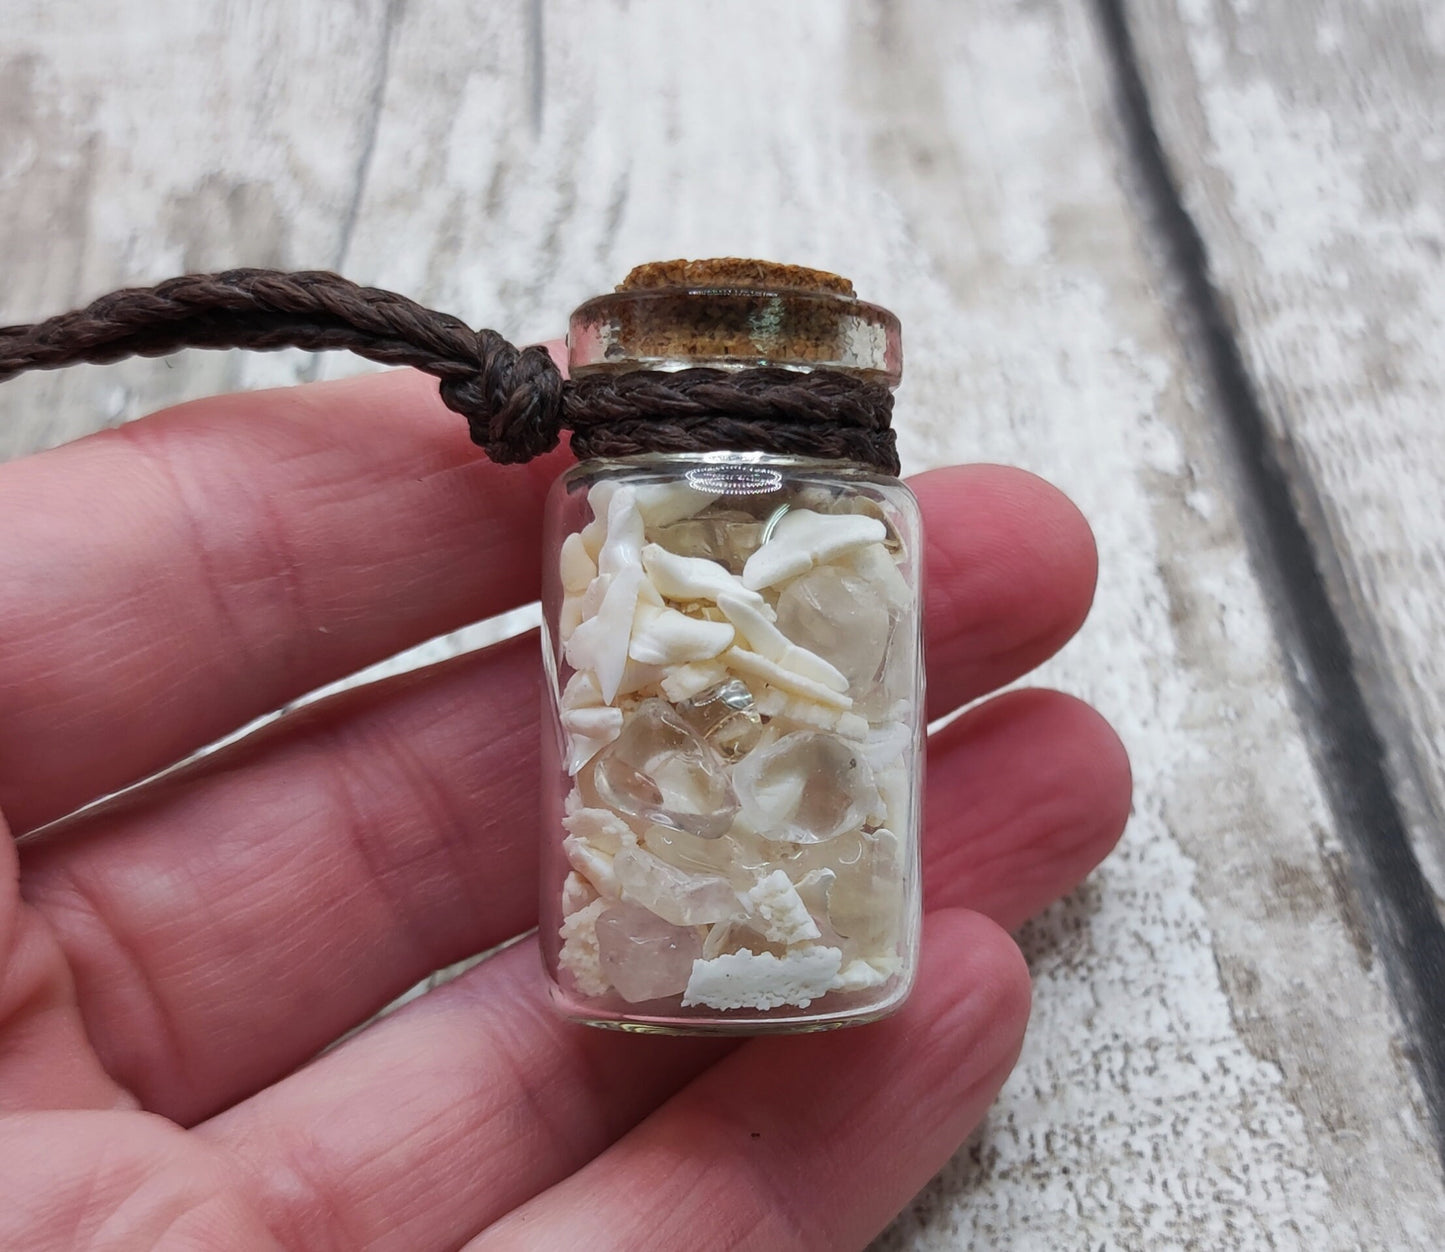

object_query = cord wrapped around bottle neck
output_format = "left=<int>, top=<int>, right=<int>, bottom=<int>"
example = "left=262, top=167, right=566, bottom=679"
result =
left=0, top=269, right=900, bottom=474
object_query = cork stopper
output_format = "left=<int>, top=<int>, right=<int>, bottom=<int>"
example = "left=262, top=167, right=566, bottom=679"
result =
left=567, top=257, right=901, bottom=385
left=619, top=258, right=855, bottom=297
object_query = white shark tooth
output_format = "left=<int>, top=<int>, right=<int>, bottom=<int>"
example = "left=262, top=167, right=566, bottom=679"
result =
left=740, top=869, right=823, bottom=946
left=682, top=946, right=843, bottom=1011
left=561, top=806, right=636, bottom=891
left=724, top=648, right=854, bottom=710
left=641, top=544, right=771, bottom=615
left=588, top=479, right=620, bottom=517
left=562, top=567, right=616, bottom=646
left=563, top=804, right=635, bottom=852
left=561, top=705, right=625, bottom=773
left=862, top=719, right=913, bottom=770
left=579, top=480, right=620, bottom=560
left=753, top=686, right=869, bottom=738
left=565, top=564, right=645, bottom=703
left=559, top=532, right=597, bottom=594
left=560, top=669, right=603, bottom=711
left=628, top=604, right=736, bottom=667
left=632, top=481, right=720, bottom=527
left=597, top=485, right=646, bottom=575
left=561, top=870, right=600, bottom=916
left=559, top=595, right=585, bottom=643
left=741, top=509, right=887, bottom=591
left=872, top=764, right=909, bottom=830
left=831, top=958, right=893, bottom=993
left=615, top=658, right=668, bottom=696
left=557, top=898, right=610, bottom=996
left=579, top=520, right=606, bottom=561
left=660, top=660, right=731, bottom=702
left=563, top=835, right=619, bottom=897
left=716, top=592, right=848, bottom=692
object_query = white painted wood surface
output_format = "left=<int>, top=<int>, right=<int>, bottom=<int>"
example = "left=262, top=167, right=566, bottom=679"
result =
left=1126, top=0, right=1445, bottom=913
left=2, top=2, right=1442, bottom=1246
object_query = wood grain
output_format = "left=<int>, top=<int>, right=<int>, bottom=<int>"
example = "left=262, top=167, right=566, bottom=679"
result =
left=1123, top=0, right=1445, bottom=919
left=1, top=0, right=1441, bottom=1246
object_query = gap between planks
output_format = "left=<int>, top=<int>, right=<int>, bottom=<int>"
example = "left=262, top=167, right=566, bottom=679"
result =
left=1092, top=0, right=1445, bottom=1173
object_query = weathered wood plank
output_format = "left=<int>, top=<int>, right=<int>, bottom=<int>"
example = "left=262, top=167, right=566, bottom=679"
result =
left=0, top=0, right=404, bottom=458
left=1122, top=0, right=1445, bottom=924
left=1, top=1, right=1441, bottom=1245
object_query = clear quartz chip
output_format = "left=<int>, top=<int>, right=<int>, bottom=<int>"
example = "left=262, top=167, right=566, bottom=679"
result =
left=612, top=845, right=740, bottom=926
left=594, top=699, right=739, bottom=839
left=650, top=511, right=764, bottom=573
left=676, top=678, right=763, bottom=760
left=775, top=564, right=890, bottom=693
left=824, top=828, right=904, bottom=950
left=595, top=902, right=704, bottom=1003
left=732, top=730, right=879, bottom=844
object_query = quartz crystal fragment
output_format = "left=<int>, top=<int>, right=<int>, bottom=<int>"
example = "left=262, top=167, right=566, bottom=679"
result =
left=741, top=509, right=886, bottom=591
left=675, top=679, right=762, bottom=760
left=774, top=565, right=889, bottom=692
left=594, top=700, right=739, bottom=838
left=642, top=823, right=742, bottom=879
left=681, top=946, right=844, bottom=1010
left=558, top=899, right=610, bottom=997
left=595, top=903, right=704, bottom=1002
left=825, top=827, right=904, bottom=949
left=651, top=511, right=763, bottom=573
left=613, top=845, right=740, bottom=926
left=733, top=731, right=879, bottom=844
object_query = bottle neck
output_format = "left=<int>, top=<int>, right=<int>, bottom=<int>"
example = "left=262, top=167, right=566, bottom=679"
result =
left=567, top=287, right=901, bottom=386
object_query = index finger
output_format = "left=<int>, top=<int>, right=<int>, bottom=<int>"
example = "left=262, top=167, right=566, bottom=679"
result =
left=0, top=367, right=567, bottom=833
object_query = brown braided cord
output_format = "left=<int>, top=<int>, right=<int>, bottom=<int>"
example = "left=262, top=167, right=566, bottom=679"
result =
left=0, top=268, right=899, bottom=473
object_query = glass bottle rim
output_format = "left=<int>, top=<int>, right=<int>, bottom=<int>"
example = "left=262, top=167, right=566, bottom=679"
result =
left=567, top=286, right=903, bottom=385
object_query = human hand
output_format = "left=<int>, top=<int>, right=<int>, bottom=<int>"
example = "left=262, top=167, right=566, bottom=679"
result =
left=0, top=366, right=1129, bottom=1250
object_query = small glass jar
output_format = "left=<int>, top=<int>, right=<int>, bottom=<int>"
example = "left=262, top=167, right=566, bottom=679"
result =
left=539, top=260, right=923, bottom=1033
